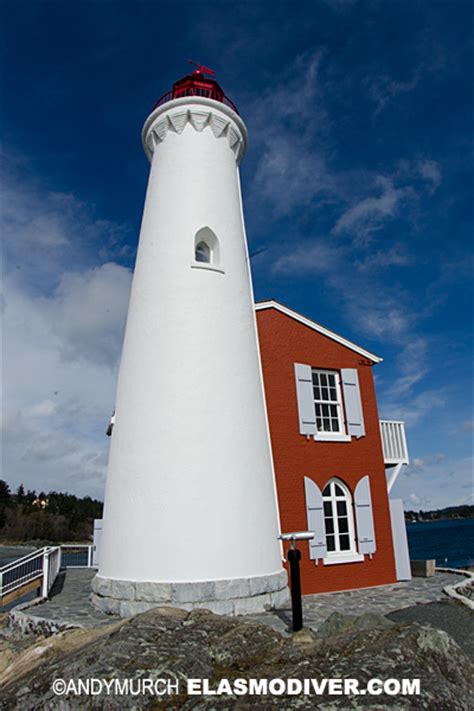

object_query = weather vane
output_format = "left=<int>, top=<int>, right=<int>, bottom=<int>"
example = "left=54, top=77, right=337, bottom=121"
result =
left=187, top=59, right=215, bottom=77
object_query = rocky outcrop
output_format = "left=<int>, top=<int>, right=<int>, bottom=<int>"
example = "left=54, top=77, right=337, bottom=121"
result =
left=0, top=607, right=472, bottom=709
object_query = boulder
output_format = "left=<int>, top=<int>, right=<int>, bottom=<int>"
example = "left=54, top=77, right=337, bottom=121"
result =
left=0, top=607, right=472, bottom=709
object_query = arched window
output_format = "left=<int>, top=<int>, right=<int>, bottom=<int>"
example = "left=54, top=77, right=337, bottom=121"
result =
left=322, top=479, right=356, bottom=555
left=193, top=227, right=220, bottom=266
left=195, top=241, right=211, bottom=263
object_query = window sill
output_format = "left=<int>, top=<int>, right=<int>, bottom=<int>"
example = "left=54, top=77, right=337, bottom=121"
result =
left=191, top=262, right=225, bottom=274
left=323, top=553, right=365, bottom=566
left=314, top=433, right=351, bottom=443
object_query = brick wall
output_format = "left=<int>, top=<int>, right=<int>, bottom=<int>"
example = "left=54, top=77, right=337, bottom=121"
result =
left=256, top=307, right=397, bottom=594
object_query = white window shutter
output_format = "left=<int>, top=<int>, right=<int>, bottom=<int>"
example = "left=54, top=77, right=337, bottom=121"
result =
left=304, top=476, right=327, bottom=561
left=341, top=368, right=365, bottom=438
left=354, top=475, right=376, bottom=556
left=294, top=364, right=316, bottom=437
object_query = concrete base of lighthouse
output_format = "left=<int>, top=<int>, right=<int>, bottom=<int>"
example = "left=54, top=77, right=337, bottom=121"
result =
left=90, top=571, right=289, bottom=618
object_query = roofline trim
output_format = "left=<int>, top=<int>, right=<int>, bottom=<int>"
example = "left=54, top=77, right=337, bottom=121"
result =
left=254, top=300, right=383, bottom=363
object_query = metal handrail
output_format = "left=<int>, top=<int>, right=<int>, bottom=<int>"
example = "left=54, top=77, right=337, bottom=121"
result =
left=0, top=547, right=58, bottom=599
left=0, top=544, right=96, bottom=604
left=152, top=89, right=239, bottom=114
left=0, top=547, right=45, bottom=574
left=60, top=544, right=93, bottom=564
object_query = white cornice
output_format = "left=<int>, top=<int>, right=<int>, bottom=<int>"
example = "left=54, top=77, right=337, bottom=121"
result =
left=141, top=97, right=247, bottom=164
left=254, top=301, right=383, bottom=363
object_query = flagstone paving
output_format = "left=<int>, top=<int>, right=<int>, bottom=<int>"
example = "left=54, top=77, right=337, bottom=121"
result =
left=9, top=569, right=467, bottom=637
left=245, top=572, right=466, bottom=634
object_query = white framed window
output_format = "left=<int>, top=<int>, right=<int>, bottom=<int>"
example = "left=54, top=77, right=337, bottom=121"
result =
left=322, top=479, right=357, bottom=557
left=295, top=364, right=365, bottom=441
left=311, top=369, right=347, bottom=439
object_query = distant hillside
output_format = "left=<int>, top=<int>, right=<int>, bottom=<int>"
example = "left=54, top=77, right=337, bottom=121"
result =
left=0, top=480, right=103, bottom=543
left=405, top=505, right=473, bottom=523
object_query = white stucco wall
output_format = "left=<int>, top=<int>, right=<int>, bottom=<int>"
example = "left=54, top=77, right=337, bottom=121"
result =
left=98, top=98, right=283, bottom=584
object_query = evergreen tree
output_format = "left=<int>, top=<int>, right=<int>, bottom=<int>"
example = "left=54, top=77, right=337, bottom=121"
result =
left=0, top=480, right=11, bottom=506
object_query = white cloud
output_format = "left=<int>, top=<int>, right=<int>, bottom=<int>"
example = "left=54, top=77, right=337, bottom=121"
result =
left=1, top=167, right=131, bottom=294
left=355, top=243, right=413, bottom=271
left=43, top=263, right=132, bottom=365
left=415, top=159, right=442, bottom=193
left=411, top=453, right=446, bottom=470
left=1, top=168, right=133, bottom=498
left=2, top=264, right=132, bottom=498
left=249, top=49, right=338, bottom=217
left=393, top=455, right=473, bottom=510
left=368, top=72, right=421, bottom=118
left=28, top=400, right=57, bottom=418
left=272, top=239, right=344, bottom=276
left=380, top=388, right=445, bottom=427
left=332, top=177, right=410, bottom=243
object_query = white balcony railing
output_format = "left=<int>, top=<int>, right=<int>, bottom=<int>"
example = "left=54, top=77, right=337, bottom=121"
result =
left=380, top=420, right=409, bottom=466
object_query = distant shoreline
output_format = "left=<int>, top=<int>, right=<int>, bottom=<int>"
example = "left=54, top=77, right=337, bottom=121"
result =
left=406, top=516, right=473, bottom=524
left=405, top=505, right=473, bottom=524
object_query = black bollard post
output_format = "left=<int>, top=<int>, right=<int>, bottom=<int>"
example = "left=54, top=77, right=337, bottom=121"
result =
left=287, top=547, right=303, bottom=632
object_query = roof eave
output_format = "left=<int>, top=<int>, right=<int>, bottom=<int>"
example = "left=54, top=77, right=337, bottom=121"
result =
left=254, top=300, right=383, bottom=364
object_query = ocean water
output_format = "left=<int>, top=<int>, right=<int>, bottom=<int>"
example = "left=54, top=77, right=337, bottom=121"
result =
left=406, top=518, right=474, bottom=569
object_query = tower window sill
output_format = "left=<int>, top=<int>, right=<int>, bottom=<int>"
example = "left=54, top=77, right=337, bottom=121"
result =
left=191, top=262, right=225, bottom=274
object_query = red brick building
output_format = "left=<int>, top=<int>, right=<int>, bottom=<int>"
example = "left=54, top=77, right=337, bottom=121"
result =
left=256, top=301, right=410, bottom=595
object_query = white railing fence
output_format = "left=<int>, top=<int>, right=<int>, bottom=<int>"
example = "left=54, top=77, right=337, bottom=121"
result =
left=42, top=546, right=62, bottom=597
left=380, top=420, right=409, bottom=465
left=0, top=548, right=47, bottom=601
left=1, top=544, right=97, bottom=607
left=60, top=545, right=94, bottom=568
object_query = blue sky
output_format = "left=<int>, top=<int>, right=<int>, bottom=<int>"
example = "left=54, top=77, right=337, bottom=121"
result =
left=1, top=0, right=472, bottom=509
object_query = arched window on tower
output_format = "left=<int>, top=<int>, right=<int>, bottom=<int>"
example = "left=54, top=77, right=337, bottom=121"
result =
left=322, top=479, right=356, bottom=556
left=193, top=227, right=220, bottom=267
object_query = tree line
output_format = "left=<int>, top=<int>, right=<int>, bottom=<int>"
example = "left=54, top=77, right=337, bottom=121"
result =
left=0, top=480, right=103, bottom=543
left=405, top=505, right=473, bottom=522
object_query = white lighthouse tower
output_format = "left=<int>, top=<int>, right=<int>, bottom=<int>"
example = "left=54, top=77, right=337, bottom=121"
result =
left=92, top=67, right=288, bottom=615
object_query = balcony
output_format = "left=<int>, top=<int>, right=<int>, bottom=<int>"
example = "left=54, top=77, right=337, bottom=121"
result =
left=380, top=420, right=409, bottom=466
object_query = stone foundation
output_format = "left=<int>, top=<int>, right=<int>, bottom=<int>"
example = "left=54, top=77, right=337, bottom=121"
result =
left=91, top=570, right=289, bottom=617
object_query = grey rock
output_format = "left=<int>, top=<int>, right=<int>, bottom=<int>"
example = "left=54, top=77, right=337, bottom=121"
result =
left=192, top=599, right=235, bottom=616
left=270, top=587, right=290, bottom=608
left=171, top=581, right=216, bottom=603
left=318, top=610, right=394, bottom=638
left=214, top=577, right=250, bottom=600
left=233, top=591, right=273, bottom=615
left=318, top=610, right=357, bottom=638
left=134, top=581, right=172, bottom=603
left=0, top=606, right=472, bottom=710
left=109, top=579, right=136, bottom=601
left=91, top=575, right=135, bottom=601
left=119, top=600, right=158, bottom=617
left=248, top=571, right=283, bottom=596
left=90, top=592, right=121, bottom=616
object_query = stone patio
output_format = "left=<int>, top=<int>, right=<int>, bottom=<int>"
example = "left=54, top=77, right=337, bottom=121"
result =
left=9, top=568, right=467, bottom=636
left=247, top=572, right=465, bottom=634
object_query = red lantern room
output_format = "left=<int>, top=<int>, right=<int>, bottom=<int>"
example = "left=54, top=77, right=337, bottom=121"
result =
left=152, top=63, right=238, bottom=114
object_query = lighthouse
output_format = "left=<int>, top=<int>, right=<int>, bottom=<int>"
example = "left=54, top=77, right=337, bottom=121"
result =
left=92, top=67, right=289, bottom=616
